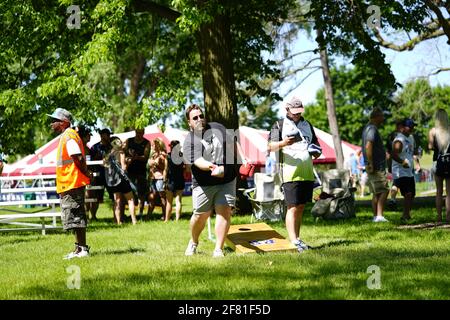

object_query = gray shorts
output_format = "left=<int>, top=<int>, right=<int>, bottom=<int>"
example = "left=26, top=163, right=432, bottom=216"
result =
left=192, top=179, right=236, bottom=214
left=60, top=187, right=87, bottom=230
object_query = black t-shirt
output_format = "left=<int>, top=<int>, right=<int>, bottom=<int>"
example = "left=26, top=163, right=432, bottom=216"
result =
left=183, top=122, right=238, bottom=187
left=90, top=142, right=112, bottom=182
left=125, top=137, right=150, bottom=175
left=167, top=153, right=185, bottom=184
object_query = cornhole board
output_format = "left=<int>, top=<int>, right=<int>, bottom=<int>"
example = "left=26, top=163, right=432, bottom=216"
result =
left=225, top=223, right=297, bottom=254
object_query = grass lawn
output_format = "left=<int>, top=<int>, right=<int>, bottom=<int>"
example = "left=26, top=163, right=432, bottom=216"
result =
left=0, top=195, right=449, bottom=300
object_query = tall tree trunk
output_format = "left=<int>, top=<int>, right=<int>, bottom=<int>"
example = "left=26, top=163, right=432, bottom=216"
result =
left=317, top=31, right=345, bottom=169
left=133, top=1, right=238, bottom=129
left=196, top=14, right=238, bottom=129
left=130, top=55, right=146, bottom=101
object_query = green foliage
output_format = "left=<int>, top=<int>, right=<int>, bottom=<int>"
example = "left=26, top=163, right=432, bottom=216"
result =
left=1, top=0, right=294, bottom=157
left=304, top=64, right=396, bottom=146
left=305, top=66, right=450, bottom=150
left=392, top=80, right=450, bottom=149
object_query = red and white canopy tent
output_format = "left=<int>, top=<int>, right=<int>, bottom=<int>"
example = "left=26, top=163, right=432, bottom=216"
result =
left=238, top=126, right=361, bottom=166
left=2, top=124, right=360, bottom=176
left=2, top=124, right=169, bottom=176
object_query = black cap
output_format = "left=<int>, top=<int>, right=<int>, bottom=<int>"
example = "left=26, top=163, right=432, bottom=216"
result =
left=99, top=128, right=113, bottom=135
left=403, top=118, right=415, bottom=128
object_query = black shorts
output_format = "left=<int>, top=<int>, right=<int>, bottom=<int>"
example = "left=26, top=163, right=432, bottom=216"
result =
left=167, top=179, right=185, bottom=193
left=282, top=181, right=314, bottom=206
left=128, top=174, right=148, bottom=197
left=109, top=180, right=133, bottom=195
left=60, top=187, right=87, bottom=230
left=393, top=177, right=415, bottom=197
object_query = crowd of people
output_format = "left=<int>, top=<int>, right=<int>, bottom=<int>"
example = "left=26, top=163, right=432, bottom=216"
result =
left=77, top=127, right=187, bottom=225
left=360, top=107, right=449, bottom=224
left=43, top=103, right=449, bottom=260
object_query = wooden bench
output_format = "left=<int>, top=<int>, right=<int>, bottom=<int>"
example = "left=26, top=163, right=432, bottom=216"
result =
left=0, top=197, right=99, bottom=235
left=1, top=176, right=101, bottom=234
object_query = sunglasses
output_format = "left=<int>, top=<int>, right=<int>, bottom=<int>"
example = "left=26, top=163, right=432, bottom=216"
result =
left=51, top=119, right=62, bottom=123
left=192, top=114, right=205, bottom=121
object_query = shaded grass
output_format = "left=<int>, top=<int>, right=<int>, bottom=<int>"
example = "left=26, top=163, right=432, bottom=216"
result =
left=0, top=196, right=449, bottom=300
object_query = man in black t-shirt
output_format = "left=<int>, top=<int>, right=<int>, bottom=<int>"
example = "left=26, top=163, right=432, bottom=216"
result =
left=90, top=128, right=113, bottom=218
left=182, top=104, right=246, bottom=258
left=124, top=128, right=151, bottom=218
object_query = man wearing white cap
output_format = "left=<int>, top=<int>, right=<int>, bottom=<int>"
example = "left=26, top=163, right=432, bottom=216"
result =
left=268, top=96, right=322, bottom=253
left=47, top=108, right=92, bottom=259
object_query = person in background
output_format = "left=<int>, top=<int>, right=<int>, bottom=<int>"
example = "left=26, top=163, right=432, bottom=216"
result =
left=356, top=149, right=368, bottom=198
left=0, top=156, right=4, bottom=176
left=348, top=152, right=359, bottom=189
left=391, top=118, right=419, bottom=223
left=0, top=155, right=4, bottom=194
left=124, top=128, right=151, bottom=220
left=386, top=119, right=403, bottom=209
left=147, top=138, right=167, bottom=220
left=104, top=136, right=137, bottom=225
left=362, top=107, right=389, bottom=222
left=428, top=108, right=450, bottom=224
left=267, top=96, right=322, bottom=253
left=47, top=108, right=92, bottom=259
left=90, top=128, right=113, bottom=220
left=76, top=125, right=96, bottom=219
left=165, top=140, right=185, bottom=222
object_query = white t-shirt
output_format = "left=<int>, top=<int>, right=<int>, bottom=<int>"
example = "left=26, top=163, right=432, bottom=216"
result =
left=392, top=132, right=415, bottom=179
left=66, top=139, right=82, bottom=156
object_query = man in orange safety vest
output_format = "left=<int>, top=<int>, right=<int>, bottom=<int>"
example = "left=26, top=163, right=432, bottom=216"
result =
left=48, top=108, right=92, bottom=259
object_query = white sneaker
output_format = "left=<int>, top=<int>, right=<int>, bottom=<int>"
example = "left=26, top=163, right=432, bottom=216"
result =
left=63, top=245, right=90, bottom=260
left=373, top=216, right=389, bottom=222
left=212, top=249, right=224, bottom=258
left=292, top=240, right=309, bottom=253
left=185, top=241, right=198, bottom=256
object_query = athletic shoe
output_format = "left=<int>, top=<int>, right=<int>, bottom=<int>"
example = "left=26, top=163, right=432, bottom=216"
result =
left=184, top=240, right=198, bottom=256
left=293, top=239, right=309, bottom=253
left=63, top=245, right=90, bottom=260
left=372, top=216, right=389, bottom=222
left=212, top=249, right=224, bottom=258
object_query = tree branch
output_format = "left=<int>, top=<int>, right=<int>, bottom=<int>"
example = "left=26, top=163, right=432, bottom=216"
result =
left=273, top=66, right=322, bottom=92
left=276, top=49, right=317, bottom=64
left=430, top=67, right=450, bottom=75
left=132, top=0, right=181, bottom=21
left=373, top=27, right=445, bottom=51
left=425, top=0, right=450, bottom=44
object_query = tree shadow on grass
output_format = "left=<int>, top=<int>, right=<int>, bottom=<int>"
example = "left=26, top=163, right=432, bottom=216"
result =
left=0, top=236, right=45, bottom=248
left=311, top=239, right=359, bottom=250
left=90, top=247, right=146, bottom=257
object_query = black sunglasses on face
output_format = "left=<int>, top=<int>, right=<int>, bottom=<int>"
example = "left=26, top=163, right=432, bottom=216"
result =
left=51, top=119, right=61, bottom=123
left=192, top=114, right=205, bottom=121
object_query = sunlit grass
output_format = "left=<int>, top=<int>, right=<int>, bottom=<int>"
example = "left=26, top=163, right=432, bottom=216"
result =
left=0, top=196, right=449, bottom=300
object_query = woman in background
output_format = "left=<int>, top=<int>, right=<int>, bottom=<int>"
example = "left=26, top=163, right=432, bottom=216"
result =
left=165, top=140, right=185, bottom=222
left=104, top=137, right=137, bottom=225
left=147, top=138, right=168, bottom=219
left=428, top=108, right=450, bottom=224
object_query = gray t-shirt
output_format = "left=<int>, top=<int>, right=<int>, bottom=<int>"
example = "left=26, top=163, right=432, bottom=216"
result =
left=362, top=123, right=386, bottom=171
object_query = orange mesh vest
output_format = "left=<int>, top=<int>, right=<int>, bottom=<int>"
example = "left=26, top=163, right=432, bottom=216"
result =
left=56, top=128, right=90, bottom=193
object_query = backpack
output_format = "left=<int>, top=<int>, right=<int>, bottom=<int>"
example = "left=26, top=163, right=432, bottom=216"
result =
left=436, top=144, right=450, bottom=177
